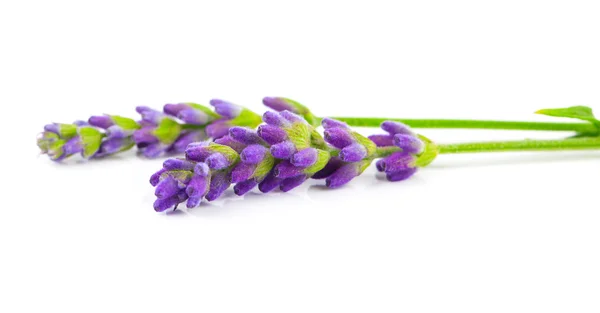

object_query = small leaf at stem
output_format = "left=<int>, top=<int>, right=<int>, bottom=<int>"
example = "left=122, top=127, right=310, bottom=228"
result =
left=79, top=126, right=103, bottom=158
left=153, top=118, right=182, bottom=144
left=535, top=106, right=600, bottom=126
left=414, top=135, right=439, bottom=167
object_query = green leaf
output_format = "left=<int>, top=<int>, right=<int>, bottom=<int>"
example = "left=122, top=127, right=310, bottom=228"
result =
left=352, top=132, right=377, bottom=156
left=230, top=108, right=263, bottom=128
left=78, top=126, right=103, bottom=158
left=253, top=153, right=275, bottom=179
left=153, top=118, right=182, bottom=144
left=304, top=149, right=331, bottom=175
left=58, top=124, right=78, bottom=139
left=208, top=142, right=240, bottom=164
left=536, top=106, right=600, bottom=126
left=414, top=135, right=439, bottom=167
left=285, top=122, right=311, bottom=149
left=110, top=115, right=141, bottom=130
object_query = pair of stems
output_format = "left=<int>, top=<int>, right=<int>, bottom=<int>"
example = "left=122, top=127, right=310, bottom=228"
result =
left=327, top=117, right=600, bottom=154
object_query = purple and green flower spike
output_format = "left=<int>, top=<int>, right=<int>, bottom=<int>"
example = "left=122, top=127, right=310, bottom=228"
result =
left=38, top=99, right=262, bottom=161
left=149, top=110, right=440, bottom=212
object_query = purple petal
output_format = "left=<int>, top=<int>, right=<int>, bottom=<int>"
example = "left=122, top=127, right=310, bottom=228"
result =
left=311, top=157, right=344, bottom=179
left=136, top=106, right=164, bottom=125
left=321, top=118, right=348, bottom=129
left=379, top=152, right=415, bottom=173
left=231, top=162, right=256, bottom=183
left=163, top=158, right=195, bottom=171
left=339, top=143, right=367, bottom=162
left=262, top=97, right=294, bottom=112
left=194, top=163, right=210, bottom=177
left=368, top=134, right=394, bottom=147
left=163, top=103, right=190, bottom=116
left=171, top=131, right=206, bottom=153
left=133, top=127, right=158, bottom=145
left=262, top=111, right=289, bottom=127
left=43, top=124, right=60, bottom=134
left=381, top=121, right=414, bottom=135
left=63, top=137, right=83, bottom=155
left=270, top=141, right=296, bottom=159
left=291, top=148, right=318, bottom=167
left=257, top=124, right=287, bottom=144
left=240, top=144, right=268, bottom=164
left=205, top=121, right=231, bottom=139
left=375, top=159, right=386, bottom=172
left=177, top=108, right=209, bottom=125
left=386, top=168, right=418, bottom=182
left=214, top=135, right=247, bottom=153
left=280, top=175, right=308, bottom=192
left=97, top=137, right=128, bottom=155
left=394, top=134, right=424, bottom=154
left=206, top=171, right=230, bottom=201
left=280, top=110, right=304, bottom=123
left=229, top=127, right=264, bottom=145
left=150, top=168, right=167, bottom=186
left=324, top=128, right=354, bottom=149
left=155, top=176, right=182, bottom=199
left=274, top=161, right=304, bottom=178
left=154, top=191, right=188, bottom=212
left=88, top=115, right=114, bottom=129
left=258, top=170, right=283, bottom=193
left=233, top=179, right=259, bottom=196
left=210, top=99, right=242, bottom=119
left=205, top=153, right=230, bottom=169
left=326, top=163, right=360, bottom=188
left=142, top=143, right=167, bottom=158
left=184, top=142, right=211, bottom=162
left=185, top=175, right=210, bottom=208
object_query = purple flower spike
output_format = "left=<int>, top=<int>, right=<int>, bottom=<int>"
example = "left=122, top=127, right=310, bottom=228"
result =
left=339, top=143, right=367, bottom=162
left=210, top=99, right=242, bottom=119
left=270, top=141, right=296, bottom=159
left=257, top=124, right=287, bottom=144
left=291, top=148, right=318, bottom=167
left=206, top=171, right=230, bottom=201
left=258, top=170, right=283, bottom=193
left=368, top=134, right=395, bottom=147
left=326, top=163, right=360, bottom=188
left=231, top=162, right=256, bottom=183
left=88, top=115, right=114, bottom=129
left=324, top=128, right=354, bottom=149
left=378, top=152, right=415, bottom=173
left=394, top=134, right=424, bottom=154
left=185, top=175, right=210, bottom=208
left=155, top=176, right=182, bottom=199
left=322, top=118, right=348, bottom=129
left=381, top=121, right=414, bottom=136
left=229, top=127, right=264, bottom=145
left=263, top=111, right=289, bottom=127
left=163, top=158, right=195, bottom=171
left=274, top=161, right=304, bottom=178
left=280, top=175, right=308, bottom=192
left=241, top=144, right=268, bottom=164
left=234, top=179, right=259, bottom=196
left=386, top=168, right=418, bottom=182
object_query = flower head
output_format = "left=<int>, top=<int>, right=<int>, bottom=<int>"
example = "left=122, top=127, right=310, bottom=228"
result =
left=262, top=97, right=318, bottom=126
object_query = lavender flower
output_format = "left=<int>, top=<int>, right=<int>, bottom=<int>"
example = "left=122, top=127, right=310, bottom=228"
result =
left=262, top=97, right=319, bottom=126
left=37, top=122, right=107, bottom=160
left=370, top=121, right=424, bottom=182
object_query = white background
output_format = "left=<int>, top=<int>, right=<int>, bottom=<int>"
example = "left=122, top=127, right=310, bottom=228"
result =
left=2, top=1, right=600, bottom=312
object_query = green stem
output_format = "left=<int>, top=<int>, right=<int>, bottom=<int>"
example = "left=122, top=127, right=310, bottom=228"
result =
left=325, top=117, right=598, bottom=133
left=438, top=137, right=600, bottom=154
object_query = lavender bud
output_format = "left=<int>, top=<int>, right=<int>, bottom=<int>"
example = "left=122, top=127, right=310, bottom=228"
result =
left=257, top=124, right=287, bottom=144
left=163, top=103, right=190, bottom=116
left=150, top=168, right=167, bottom=186
left=386, top=168, right=418, bottom=182
left=291, top=148, right=318, bottom=167
left=311, top=157, right=344, bottom=179
left=163, top=158, right=195, bottom=171
left=210, top=99, right=242, bottom=119
left=185, top=175, right=210, bottom=208
left=324, top=128, right=354, bottom=149
left=231, top=162, right=255, bottom=183
left=274, top=161, right=304, bottom=178
left=88, top=115, right=114, bottom=129
left=234, top=179, right=259, bottom=196
left=155, top=176, right=182, bottom=199
left=240, top=144, right=268, bottom=164
left=178, top=108, right=209, bottom=125
left=280, top=175, right=308, bottom=192
left=262, top=111, right=289, bottom=127
left=206, top=171, right=230, bottom=201
left=154, top=190, right=188, bottom=212
left=368, top=134, right=394, bottom=147
left=205, top=121, right=232, bottom=139
left=325, top=163, right=361, bottom=188
left=378, top=152, right=415, bottom=173
left=339, top=143, right=367, bottom=162
left=394, top=134, right=424, bottom=154
left=321, top=118, right=348, bottom=130
left=381, top=121, right=414, bottom=135
left=258, top=170, right=283, bottom=193
left=229, top=127, right=265, bottom=145
left=205, top=153, right=230, bottom=169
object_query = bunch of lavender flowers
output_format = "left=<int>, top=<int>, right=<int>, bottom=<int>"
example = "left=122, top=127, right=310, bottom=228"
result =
left=150, top=110, right=435, bottom=212
left=37, top=99, right=262, bottom=161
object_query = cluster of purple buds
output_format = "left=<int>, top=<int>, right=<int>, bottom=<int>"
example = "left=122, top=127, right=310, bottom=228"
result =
left=149, top=108, right=436, bottom=212
left=262, top=97, right=319, bottom=127
left=369, top=121, right=425, bottom=181
left=38, top=99, right=262, bottom=161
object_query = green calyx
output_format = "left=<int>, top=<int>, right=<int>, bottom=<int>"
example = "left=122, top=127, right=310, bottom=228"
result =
left=207, top=142, right=240, bottom=165
left=230, top=108, right=263, bottom=128
left=78, top=126, right=104, bottom=158
left=414, top=135, right=439, bottom=167
left=303, top=149, right=331, bottom=175
left=153, top=118, right=183, bottom=144
left=252, top=152, right=276, bottom=179
left=110, top=115, right=141, bottom=130
left=58, top=123, right=78, bottom=139
left=285, top=122, right=312, bottom=149
left=185, top=103, right=221, bottom=120
left=352, top=131, right=377, bottom=157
